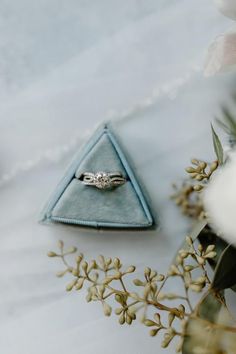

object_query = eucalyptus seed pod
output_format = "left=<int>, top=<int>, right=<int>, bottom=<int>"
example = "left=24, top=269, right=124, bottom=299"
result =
left=199, top=162, right=207, bottom=170
left=125, top=266, right=136, bottom=273
left=165, top=293, right=180, bottom=300
left=205, top=251, right=217, bottom=259
left=76, top=254, right=83, bottom=264
left=115, top=308, right=123, bottom=315
left=161, top=332, right=173, bottom=348
left=47, top=251, right=58, bottom=257
left=178, top=304, right=185, bottom=314
left=127, top=309, right=136, bottom=320
left=196, top=175, right=204, bottom=181
left=56, top=270, right=68, bottom=277
left=193, top=184, right=203, bottom=192
left=189, top=172, right=198, bottom=178
left=88, top=260, right=97, bottom=272
left=186, top=236, right=193, bottom=246
left=150, top=329, right=159, bottom=337
left=198, top=244, right=203, bottom=252
left=133, top=279, right=144, bottom=286
left=157, top=274, right=165, bottom=281
left=98, top=255, right=105, bottom=267
left=75, top=278, right=84, bottom=290
left=81, top=261, right=88, bottom=272
left=102, top=302, right=112, bottom=316
left=105, top=257, right=112, bottom=266
left=72, top=268, right=79, bottom=276
left=196, top=255, right=205, bottom=265
left=205, top=244, right=215, bottom=253
left=195, top=276, right=206, bottom=285
left=179, top=250, right=188, bottom=259
left=175, top=255, right=183, bottom=265
left=66, top=247, right=77, bottom=254
left=66, top=279, right=77, bottom=291
left=58, top=240, right=64, bottom=249
left=126, top=314, right=132, bottom=325
left=168, top=264, right=181, bottom=276
left=144, top=267, right=151, bottom=277
left=129, top=292, right=140, bottom=301
left=184, top=265, right=194, bottom=272
left=150, top=270, right=157, bottom=279
left=189, top=284, right=202, bottom=292
left=86, top=292, right=92, bottom=302
left=191, top=158, right=199, bottom=165
left=115, top=294, right=124, bottom=304
left=113, top=257, right=121, bottom=269
left=143, top=283, right=151, bottom=299
left=210, top=161, right=218, bottom=172
left=119, top=313, right=125, bottom=325
left=185, top=167, right=196, bottom=173
left=154, top=313, right=161, bottom=325
left=168, top=313, right=175, bottom=326
left=102, top=276, right=114, bottom=285
left=98, top=285, right=105, bottom=297
left=144, top=319, right=157, bottom=327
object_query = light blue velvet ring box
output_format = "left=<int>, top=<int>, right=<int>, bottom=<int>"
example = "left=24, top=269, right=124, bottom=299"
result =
left=40, top=123, right=154, bottom=229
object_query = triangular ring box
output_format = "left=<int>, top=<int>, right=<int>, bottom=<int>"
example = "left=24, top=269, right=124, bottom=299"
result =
left=40, top=124, right=154, bottom=229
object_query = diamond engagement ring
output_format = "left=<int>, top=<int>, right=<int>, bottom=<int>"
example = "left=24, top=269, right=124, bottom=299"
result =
left=79, top=171, right=127, bottom=189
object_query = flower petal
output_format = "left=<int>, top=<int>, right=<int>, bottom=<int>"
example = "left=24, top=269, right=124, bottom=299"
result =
left=204, top=30, right=236, bottom=76
left=204, top=153, right=236, bottom=244
left=215, top=0, right=236, bottom=20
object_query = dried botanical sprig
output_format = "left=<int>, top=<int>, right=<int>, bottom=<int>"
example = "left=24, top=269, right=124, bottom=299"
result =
left=185, top=159, right=218, bottom=191
left=171, top=159, right=218, bottom=219
left=171, top=183, right=204, bottom=219
left=48, top=237, right=236, bottom=352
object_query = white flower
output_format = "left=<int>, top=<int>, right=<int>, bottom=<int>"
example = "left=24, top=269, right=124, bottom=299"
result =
left=204, top=153, right=236, bottom=244
left=204, top=30, right=236, bottom=76
left=215, top=0, right=236, bottom=21
left=205, top=0, right=236, bottom=76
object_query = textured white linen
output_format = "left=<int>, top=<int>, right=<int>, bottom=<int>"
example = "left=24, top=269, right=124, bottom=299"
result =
left=0, top=1, right=235, bottom=353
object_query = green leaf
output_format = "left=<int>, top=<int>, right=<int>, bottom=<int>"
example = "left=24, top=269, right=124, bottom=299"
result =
left=221, top=107, right=236, bottom=138
left=216, top=117, right=232, bottom=135
left=182, top=291, right=223, bottom=354
left=212, top=244, right=236, bottom=291
left=198, top=228, right=236, bottom=293
left=211, top=124, right=224, bottom=165
left=232, top=284, right=236, bottom=292
left=197, top=291, right=222, bottom=322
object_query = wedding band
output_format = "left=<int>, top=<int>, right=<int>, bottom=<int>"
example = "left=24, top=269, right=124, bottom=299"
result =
left=79, top=171, right=126, bottom=189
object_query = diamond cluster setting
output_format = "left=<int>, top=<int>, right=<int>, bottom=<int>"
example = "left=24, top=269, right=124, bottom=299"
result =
left=94, top=172, right=112, bottom=189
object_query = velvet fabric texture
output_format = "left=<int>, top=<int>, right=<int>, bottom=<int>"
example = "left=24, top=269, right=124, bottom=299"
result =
left=40, top=124, right=153, bottom=229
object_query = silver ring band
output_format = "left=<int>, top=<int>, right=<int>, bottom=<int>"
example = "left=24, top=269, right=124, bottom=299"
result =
left=79, top=171, right=126, bottom=189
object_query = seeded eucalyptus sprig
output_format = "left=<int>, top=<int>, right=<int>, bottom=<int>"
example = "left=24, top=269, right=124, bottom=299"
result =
left=48, top=237, right=236, bottom=352
left=185, top=159, right=218, bottom=191
left=171, top=158, right=218, bottom=220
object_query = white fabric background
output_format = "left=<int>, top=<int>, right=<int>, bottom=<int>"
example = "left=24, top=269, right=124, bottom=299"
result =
left=0, top=1, right=235, bottom=353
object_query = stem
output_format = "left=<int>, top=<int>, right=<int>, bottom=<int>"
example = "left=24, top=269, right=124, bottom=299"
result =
left=120, top=278, right=127, bottom=292
left=103, top=284, right=182, bottom=317
left=184, top=285, right=193, bottom=312
left=61, top=254, right=72, bottom=269
left=179, top=270, right=193, bottom=312
left=146, top=299, right=181, bottom=317
left=192, top=316, right=236, bottom=333
left=103, top=292, right=114, bottom=300
left=200, top=264, right=211, bottom=284
left=124, top=301, right=139, bottom=311
left=155, top=276, right=169, bottom=298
